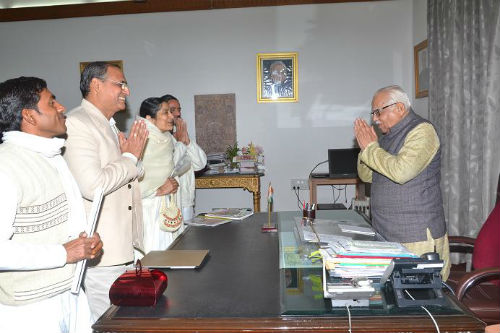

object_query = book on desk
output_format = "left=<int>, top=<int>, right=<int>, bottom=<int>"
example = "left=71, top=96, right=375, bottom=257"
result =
left=141, top=250, right=209, bottom=269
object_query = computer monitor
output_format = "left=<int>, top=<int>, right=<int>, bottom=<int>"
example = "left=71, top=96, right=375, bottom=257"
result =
left=328, top=148, right=360, bottom=178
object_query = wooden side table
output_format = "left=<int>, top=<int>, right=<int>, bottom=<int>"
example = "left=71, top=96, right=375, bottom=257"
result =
left=195, top=173, right=264, bottom=212
left=309, top=176, right=365, bottom=205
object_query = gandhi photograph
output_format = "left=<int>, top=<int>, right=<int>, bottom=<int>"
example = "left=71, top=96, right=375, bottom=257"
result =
left=257, top=52, right=298, bottom=103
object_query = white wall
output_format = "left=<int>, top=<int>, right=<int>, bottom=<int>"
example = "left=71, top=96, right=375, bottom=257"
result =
left=0, top=0, right=416, bottom=213
left=412, top=0, right=428, bottom=118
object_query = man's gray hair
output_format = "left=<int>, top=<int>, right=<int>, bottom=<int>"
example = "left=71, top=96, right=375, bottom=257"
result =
left=373, top=85, right=411, bottom=111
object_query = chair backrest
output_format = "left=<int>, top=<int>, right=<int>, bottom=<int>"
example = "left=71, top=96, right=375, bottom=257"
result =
left=473, top=202, right=500, bottom=271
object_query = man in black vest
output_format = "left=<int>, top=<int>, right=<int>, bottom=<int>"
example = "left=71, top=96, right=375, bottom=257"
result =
left=354, top=85, right=450, bottom=281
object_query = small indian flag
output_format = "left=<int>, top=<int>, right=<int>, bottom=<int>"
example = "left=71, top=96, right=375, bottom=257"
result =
left=267, top=182, right=274, bottom=204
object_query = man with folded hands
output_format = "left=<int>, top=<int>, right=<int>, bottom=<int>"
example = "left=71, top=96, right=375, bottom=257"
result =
left=0, top=76, right=103, bottom=333
left=160, top=94, right=207, bottom=221
left=354, top=85, right=450, bottom=281
left=64, top=62, right=148, bottom=321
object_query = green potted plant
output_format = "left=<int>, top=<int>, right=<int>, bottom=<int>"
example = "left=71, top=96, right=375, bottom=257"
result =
left=225, top=142, right=239, bottom=169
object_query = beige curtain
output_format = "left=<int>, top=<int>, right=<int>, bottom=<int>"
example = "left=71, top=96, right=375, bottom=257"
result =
left=428, top=0, right=500, bottom=238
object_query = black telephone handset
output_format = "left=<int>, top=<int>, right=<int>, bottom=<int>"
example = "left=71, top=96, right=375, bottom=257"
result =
left=420, top=252, right=440, bottom=261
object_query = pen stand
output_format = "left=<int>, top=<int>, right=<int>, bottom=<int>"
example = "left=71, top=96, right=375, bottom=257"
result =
left=303, top=208, right=316, bottom=220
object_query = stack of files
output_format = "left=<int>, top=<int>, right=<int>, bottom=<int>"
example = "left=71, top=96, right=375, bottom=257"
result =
left=206, top=153, right=227, bottom=173
left=320, top=248, right=391, bottom=278
left=320, top=240, right=418, bottom=279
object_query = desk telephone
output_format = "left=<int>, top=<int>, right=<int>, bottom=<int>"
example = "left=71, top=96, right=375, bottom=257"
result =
left=381, top=252, right=448, bottom=307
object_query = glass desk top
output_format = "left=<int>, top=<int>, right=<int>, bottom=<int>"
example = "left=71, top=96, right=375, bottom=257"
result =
left=277, top=210, right=465, bottom=317
left=278, top=209, right=378, bottom=269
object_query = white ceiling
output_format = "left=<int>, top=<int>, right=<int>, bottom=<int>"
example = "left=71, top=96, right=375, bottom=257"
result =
left=0, top=0, right=126, bottom=9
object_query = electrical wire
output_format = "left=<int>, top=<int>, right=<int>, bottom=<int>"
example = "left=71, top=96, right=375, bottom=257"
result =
left=293, top=187, right=304, bottom=210
left=441, top=281, right=455, bottom=296
left=404, top=290, right=440, bottom=333
left=345, top=305, right=352, bottom=333
left=309, top=160, right=328, bottom=178
left=331, top=185, right=347, bottom=204
left=332, top=185, right=341, bottom=203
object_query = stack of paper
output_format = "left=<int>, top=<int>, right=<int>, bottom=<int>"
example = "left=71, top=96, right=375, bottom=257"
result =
left=206, top=152, right=226, bottom=173
left=329, top=239, right=415, bottom=256
left=203, top=208, right=253, bottom=220
left=185, top=216, right=233, bottom=227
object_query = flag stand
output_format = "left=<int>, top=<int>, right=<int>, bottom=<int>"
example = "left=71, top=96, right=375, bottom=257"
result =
left=261, top=182, right=277, bottom=233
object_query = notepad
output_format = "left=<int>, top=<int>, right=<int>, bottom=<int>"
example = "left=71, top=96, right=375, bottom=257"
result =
left=141, top=250, right=209, bottom=269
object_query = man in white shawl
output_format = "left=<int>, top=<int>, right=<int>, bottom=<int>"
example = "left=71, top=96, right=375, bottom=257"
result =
left=0, top=76, right=103, bottom=333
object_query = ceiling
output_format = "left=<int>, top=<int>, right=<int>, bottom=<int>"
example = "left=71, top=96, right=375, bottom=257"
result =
left=0, top=0, right=378, bottom=22
left=0, top=0, right=126, bottom=9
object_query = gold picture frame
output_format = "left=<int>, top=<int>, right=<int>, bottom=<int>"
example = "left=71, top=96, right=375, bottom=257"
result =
left=414, top=40, right=428, bottom=98
left=79, top=60, right=124, bottom=74
left=257, top=52, right=298, bottom=103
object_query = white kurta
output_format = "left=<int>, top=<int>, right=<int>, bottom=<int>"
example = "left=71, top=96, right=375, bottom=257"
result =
left=173, top=139, right=207, bottom=220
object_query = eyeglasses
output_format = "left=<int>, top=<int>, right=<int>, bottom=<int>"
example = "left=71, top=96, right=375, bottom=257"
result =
left=103, top=78, right=129, bottom=91
left=371, top=102, right=398, bottom=117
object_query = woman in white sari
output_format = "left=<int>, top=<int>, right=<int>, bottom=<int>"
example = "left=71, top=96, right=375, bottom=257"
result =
left=137, top=97, right=182, bottom=257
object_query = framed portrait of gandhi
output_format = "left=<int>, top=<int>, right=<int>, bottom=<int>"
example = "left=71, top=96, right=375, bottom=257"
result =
left=257, top=52, right=298, bottom=103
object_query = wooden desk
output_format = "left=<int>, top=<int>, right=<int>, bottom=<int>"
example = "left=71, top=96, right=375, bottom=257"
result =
left=195, top=172, right=263, bottom=212
left=309, top=175, right=365, bottom=204
left=93, top=211, right=484, bottom=333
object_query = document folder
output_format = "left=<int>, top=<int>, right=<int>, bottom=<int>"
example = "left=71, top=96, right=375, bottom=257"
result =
left=141, top=250, right=209, bottom=269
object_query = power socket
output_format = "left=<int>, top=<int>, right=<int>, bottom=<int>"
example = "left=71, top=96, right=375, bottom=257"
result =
left=291, top=179, right=309, bottom=190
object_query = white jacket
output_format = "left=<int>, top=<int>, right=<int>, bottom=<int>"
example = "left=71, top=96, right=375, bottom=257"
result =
left=173, top=139, right=207, bottom=208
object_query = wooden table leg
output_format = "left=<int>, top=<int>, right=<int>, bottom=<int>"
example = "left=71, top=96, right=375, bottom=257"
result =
left=253, top=191, right=261, bottom=212
left=309, top=178, right=317, bottom=204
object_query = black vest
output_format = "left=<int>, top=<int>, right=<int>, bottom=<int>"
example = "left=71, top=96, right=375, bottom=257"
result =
left=371, top=111, right=446, bottom=243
